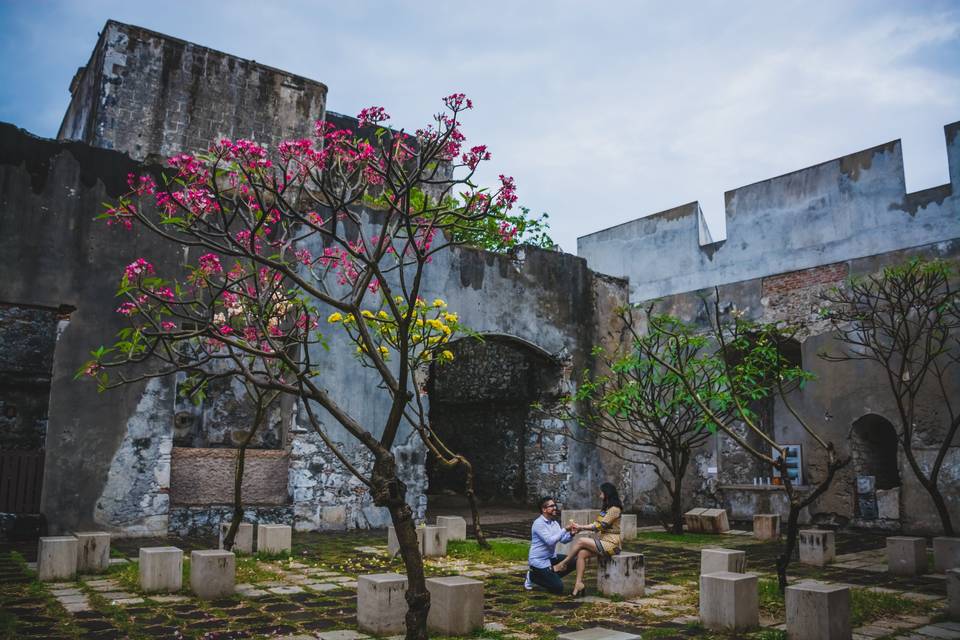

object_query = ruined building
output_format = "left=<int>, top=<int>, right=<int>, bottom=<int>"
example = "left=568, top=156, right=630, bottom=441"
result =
left=0, top=20, right=958, bottom=538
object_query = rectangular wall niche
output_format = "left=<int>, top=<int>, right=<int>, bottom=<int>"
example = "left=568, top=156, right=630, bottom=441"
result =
left=169, top=448, right=289, bottom=505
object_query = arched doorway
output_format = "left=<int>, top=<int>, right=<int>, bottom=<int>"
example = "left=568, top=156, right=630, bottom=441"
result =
left=426, top=335, right=562, bottom=507
left=850, top=414, right=901, bottom=520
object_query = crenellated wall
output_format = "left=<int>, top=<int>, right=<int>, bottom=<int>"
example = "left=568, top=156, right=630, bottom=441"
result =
left=579, top=123, right=960, bottom=303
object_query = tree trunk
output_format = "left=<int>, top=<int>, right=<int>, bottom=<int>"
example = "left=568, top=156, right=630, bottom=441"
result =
left=670, top=481, right=684, bottom=535
left=372, top=455, right=430, bottom=640
left=776, top=503, right=801, bottom=592
left=223, top=402, right=266, bottom=551
left=461, top=458, right=489, bottom=548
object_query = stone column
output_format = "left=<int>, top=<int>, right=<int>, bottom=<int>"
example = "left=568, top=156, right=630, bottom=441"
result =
left=358, top=573, right=408, bottom=635
left=37, top=537, right=78, bottom=582
left=218, top=522, right=254, bottom=554
left=190, top=550, right=235, bottom=599
left=139, top=546, right=183, bottom=592
left=753, top=514, right=780, bottom=541
left=886, top=536, right=927, bottom=576
left=699, top=572, right=758, bottom=631
left=934, top=537, right=960, bottom=573
left=388, top=525, right=425, bottom=557
left=426, top=576, right=484, bottom=635
left=799, top=529, right=835, bottom=566
left=700, top=548, right=746, bottom=574
left=74, top=532, right=110, bottom=573
left=786, top=582, right=851, bottom=640
left=597, top=552, right=645, bottom=598
left=621, top=514, right=637, bottom=540
left=256, top=524, right=291, bottom=554
left=436, top=516, right=467, bottom=542
left=422, top=525, right=448, bottom=557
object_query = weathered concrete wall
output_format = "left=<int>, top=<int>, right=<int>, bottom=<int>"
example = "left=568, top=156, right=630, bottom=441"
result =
left=57, top=20, right=327, bottom=162
left=169, top=448, right=289, bottom=505
left=649, top=240, right=960, bottom=533
left=579, top=122, right=960, bottom=303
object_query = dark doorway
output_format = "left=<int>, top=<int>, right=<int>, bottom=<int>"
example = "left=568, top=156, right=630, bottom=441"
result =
left=426, top=335, right=559, bottom=505
left=851, top=414, right=901, bottom=490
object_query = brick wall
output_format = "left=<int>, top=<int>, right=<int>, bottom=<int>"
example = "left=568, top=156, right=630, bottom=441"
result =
left=761, top=262, right=849, bottom=297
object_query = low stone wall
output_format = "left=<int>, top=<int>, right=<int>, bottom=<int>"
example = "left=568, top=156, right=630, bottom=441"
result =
left=167, top=505, right=294, bottom=538
left=169, top=447, right=289, bottom=506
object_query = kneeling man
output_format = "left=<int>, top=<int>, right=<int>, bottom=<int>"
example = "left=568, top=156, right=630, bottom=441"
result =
left=525, top=496, right=575, bottom=593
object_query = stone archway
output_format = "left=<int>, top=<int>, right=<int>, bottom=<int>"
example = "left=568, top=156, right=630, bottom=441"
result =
left=850, top=413, right=901, bottom=520
left=425, top=335, right=562, bottom=506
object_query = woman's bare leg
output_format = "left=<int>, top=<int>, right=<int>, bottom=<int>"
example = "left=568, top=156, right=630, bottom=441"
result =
left=573, top=547, right=597, bottom=595
left=552, top=537, right=593, bottom=572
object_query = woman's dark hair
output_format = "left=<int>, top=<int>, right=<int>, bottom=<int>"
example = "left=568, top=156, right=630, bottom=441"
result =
left=599, top=482, right=623, bottom=511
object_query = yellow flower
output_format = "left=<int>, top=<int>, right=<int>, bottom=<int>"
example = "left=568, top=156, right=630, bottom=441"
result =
left=432, top=298, right=446, bottom=308
left=441, top=350, right=454, bottom=361
left=443, top=312, right=458, bottom=323
left=412, top=335, right=422, bottom=344
left=378, top=310, right=390, bottom=320
left=441, top=324, right=452, bottom=336
left=394, top=295, right=404, bottom=304
left=378, top=345, right=389, bottom=356
left=361, top=310, right=375, bottom=319
left=327, top=312, right=343, bottom=323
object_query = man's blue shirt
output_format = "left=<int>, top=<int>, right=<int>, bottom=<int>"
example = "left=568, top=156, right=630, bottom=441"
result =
left=528, top=514, right=572, bottom=569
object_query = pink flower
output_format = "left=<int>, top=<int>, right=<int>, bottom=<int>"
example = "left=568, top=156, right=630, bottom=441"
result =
left=496, top=175, right=518, bottom=210
left=124, top=258, right=155, bottom=283
left=443, top=93, right=473, bottom=111
left=83, top=361, right=102, bottom=377
left=161, top=321, right=177, bottom=331
left=153, top=287, right=175, bottom=301
left=462, top=145, right=491, bottom=170
left=198, top=253, right=223, bottom=275
left=116, top=302, right=138, bottom=315
left=357, top=106, right=390, bottom=128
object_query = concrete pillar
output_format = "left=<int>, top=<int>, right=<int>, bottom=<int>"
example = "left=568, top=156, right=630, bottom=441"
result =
left=934, top=537, right=960, bottom=573
left=597, top=552, right=644, bottom=598
left=621, top=514, right=637, bottom=540
left=190, top=550, right=235, bottom=599
left=426, top=575, right=483, bottom=635
left=785, top=582, right=851, bottom=640
left=753, top=514, right=780, bottom=541
left=699, top=572, right=758, bottom=631
left=700, top=548, right=746, bottom=574
left=422, top=525, right=448, bottom=557
left=256, top=524, right=291, bottom=554
left=218, top=522, right=253, bottom=554
left=37, top=536, right=78, bottom=582
left=139, top=546, right=183, bottom=593
left=699, top=508, right=730, bottom=533
left=436, top=516, right=467, bottom=542
left=799, top=529, right=835, bottom=566
left=357, top=573, right=408, bottom=635
left=74, top=532, right=110, bottom=573
left=947, top=568, right=959, bottom=621
left=886, top=536, right=927, bottom=576
left=388, top=525, right=424, bottom=558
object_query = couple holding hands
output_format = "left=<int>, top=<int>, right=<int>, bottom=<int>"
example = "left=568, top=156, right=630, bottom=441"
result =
left=525, top=482, right=624, bottom=597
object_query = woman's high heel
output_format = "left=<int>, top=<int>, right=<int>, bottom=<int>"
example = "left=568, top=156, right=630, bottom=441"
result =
left=571, top=582, right=586, bottom=597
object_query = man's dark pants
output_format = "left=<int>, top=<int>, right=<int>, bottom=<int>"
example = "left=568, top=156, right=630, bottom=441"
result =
left=529, top=553, right=574, bottom=594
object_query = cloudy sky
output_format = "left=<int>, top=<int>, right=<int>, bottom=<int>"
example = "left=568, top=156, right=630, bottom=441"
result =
left=1, top=1, right=958, bottom=252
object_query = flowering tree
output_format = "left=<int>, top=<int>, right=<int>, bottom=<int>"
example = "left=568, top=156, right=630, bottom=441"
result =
left=80, top=94, right=532, bottom=639
left=821, top=258, right=960, bottom=535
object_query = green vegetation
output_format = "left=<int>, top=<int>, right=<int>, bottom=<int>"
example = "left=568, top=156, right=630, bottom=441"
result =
left=447, top=538, right=530, bottom=563
left=635, top=530, right=754, bottom=547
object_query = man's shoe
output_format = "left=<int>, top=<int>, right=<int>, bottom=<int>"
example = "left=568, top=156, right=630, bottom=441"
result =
left=524, top=571, right=533, bottom=591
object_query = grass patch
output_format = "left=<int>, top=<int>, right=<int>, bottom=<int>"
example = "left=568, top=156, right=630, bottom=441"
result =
left=758, top=578, right=784, bottom=617
left=447, top=538, right=530, bottom=563
left=635, top=530, right=752, bottom=547
left=237, top=556, right=284, bottom=584
left=850, top=588, right=931, bottom=627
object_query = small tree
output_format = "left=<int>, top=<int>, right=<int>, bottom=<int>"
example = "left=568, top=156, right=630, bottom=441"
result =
left=647, top=292, right=848, bottom=591
left=558, top=307, right=721, bottom=533
left=821, top=258, right=960, bottom=535
left=79, top=95, right=542, bottom=638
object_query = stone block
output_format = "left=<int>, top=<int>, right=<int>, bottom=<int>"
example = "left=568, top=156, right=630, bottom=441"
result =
left=886, top=536, right=927, bottom=576
left=699, top=508, right=730, bottom=533
left=218, top=522, right=254, bottom=554
left=753, top=514, right=780, bottom=541
left=139, top=546, right=183, bottom=593
left=934, top=537, right=960, bottom=572
left=785, top=581, right=851, bottom=640
left=557, top=628, right=642, bottom=640
left=436, top=516, right=467, bottom=541
left=426, top=575, right=483, bottom=635
left=947, top=568, right=959, bottom=620
left=700, top=548, right=746, bottom=574
left=190, top=550, right=235, bottom=599
left=422, top=525, right=448, bottom=557
left=563, top=509, right=597, bottom=527
left=37, top=536, right=78, bottom=582
left=699, top=571, right=758, bottom=631
left=256, top=524, right=291, bottom=554
left=597, top=552, right=644, bottom=598
left=620, top=513, right=637, bottom=540
left=387, top=525, right=424, bottom=558
left=685, top=507, right=708, bottom=532
left=798, top=529, right=835, bottom=566
left=357, top=573, right=408, bottom=635
left=876, top=487, right=900, bottom=520
left=74, top=532, right=110, bottom=573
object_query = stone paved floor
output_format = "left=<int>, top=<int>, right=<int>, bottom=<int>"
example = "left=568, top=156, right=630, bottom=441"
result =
left=0, top=526, right=956, bottom=639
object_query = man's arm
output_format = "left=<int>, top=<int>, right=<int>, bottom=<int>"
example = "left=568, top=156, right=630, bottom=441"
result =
left=533, top=518, right=572, bottom=546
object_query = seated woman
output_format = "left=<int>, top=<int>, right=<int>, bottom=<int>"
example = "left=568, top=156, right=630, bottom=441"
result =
left=552, top=482, right=623, bottom=597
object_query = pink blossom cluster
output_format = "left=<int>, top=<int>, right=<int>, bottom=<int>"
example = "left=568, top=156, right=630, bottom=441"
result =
left=198, top=253, right=223, bottom=275
left=168, top=154, right=207, bottom=180
left=462, top=145, right=491, bottom=170
left=496, top=175, right=518, bottom=210
left=210, top=138, right=273, bottom=170
left=357, top=106, right=390, bottom=128
left=443, top=93, right=473, bottom=111
left=124, top=258, right=155, bottom=282
left=498, top=221, right=519, bottom=244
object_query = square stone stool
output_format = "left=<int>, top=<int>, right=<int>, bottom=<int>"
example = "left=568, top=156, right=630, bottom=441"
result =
left=685, top=508, right=708, bottom=532
left=426, top=575, right=483, bottom=635
left=37, top=536, right=78, bottom=581
left=699, top=571, right=758, bottom=631
left=218, top=522, right=254, bottom=554
left=934, top=537, right=960, bottom=572
left=436, top=516, right=467, bottom=542
left=563, top=509, right=598, bottom=528
left=947, top=568, right=959, bottom=620
left=190, top=550, right=235, bottom=599
left=699, top=508, right=730, bottom=533
left=358, top=573, right=408, bottom=635
left=597, top=552, right=645, bottom=598
left=621, top=514, right=637, bottom=540
left=387, top=525, right=425, bottom=557
left=786, top=582, right=851, bottom=640
left=886, top=536, right=927, bottom=576
left=558, top=628, right=642, bottom=640
left=701, top=548, right=746, bottom=574
left=753, top=514, right=780, bottom=541
left=74, top=532, right=110, bottom=573
left=422, top=525, right=448, bottom=557
left=799, top=529, right=835, bottom=566
left=256, top=524, right=291, bottom=554
left=139, top=546, right=183, bottom=592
